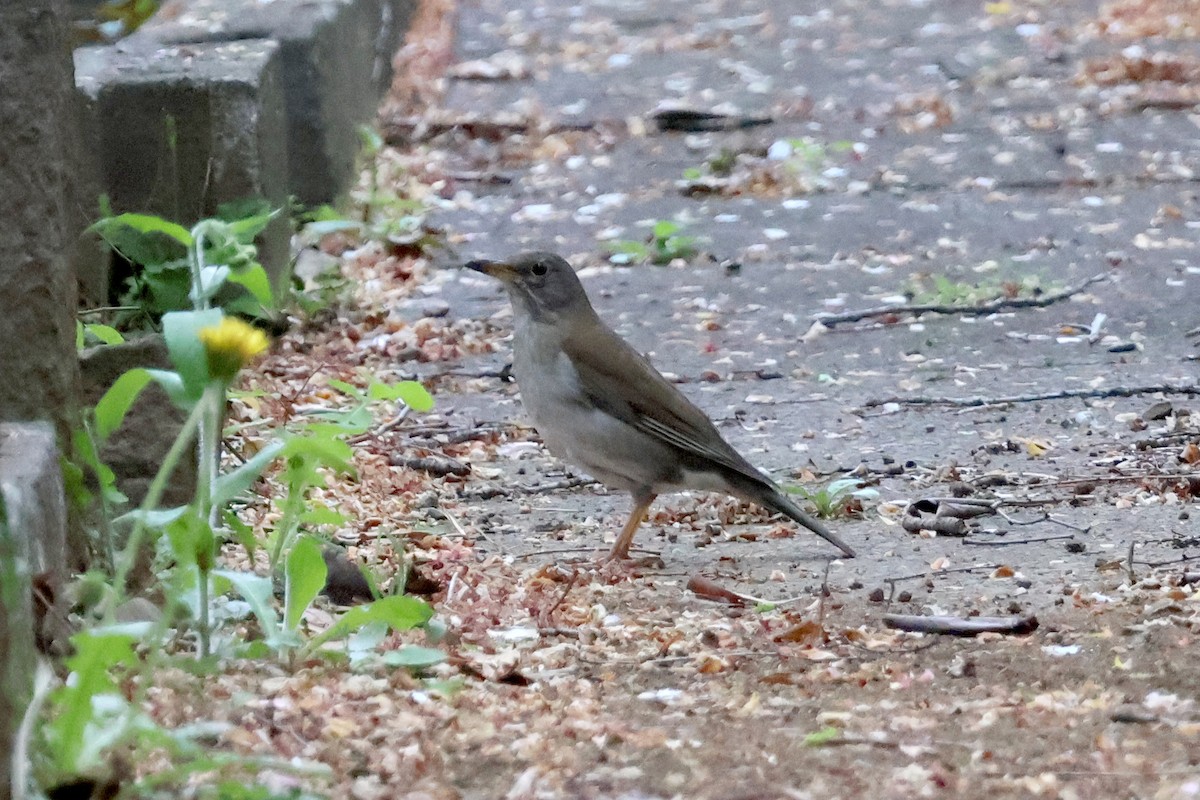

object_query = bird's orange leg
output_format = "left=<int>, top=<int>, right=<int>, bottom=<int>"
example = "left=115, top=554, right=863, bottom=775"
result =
left=606, top=494, right=656, bottom=561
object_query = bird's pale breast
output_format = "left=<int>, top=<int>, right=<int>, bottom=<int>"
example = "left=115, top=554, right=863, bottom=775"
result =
left=512, top=317, right=681, bottom=494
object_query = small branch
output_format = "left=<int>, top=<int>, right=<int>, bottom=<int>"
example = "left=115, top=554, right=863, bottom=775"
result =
left=1138, top=553, right=1200, bottom=568
left=963, top=533, right=1076, bottom=547
left=817, top=273, right=1108, bottom=327
left=539, top=571, right=580, bottom=626
left=901, top=514, right=969, bottom=536
left=884, top=563, right=1002, bottom=584
left=883, top=613, right=1039, bottom=637
left=862, top=382, right=1200, bottom=410
left=390, top=454, right=471, bottom=477
left=347, top=406, right=411, bottom=445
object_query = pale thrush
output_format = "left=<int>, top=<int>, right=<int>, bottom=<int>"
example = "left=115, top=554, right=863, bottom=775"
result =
left=467, top=252, right=855, bottom=561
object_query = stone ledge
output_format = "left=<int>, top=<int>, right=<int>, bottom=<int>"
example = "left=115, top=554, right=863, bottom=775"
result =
left=75, top=37, right=292, bottom=285
left=0, top=422, right=68, bottom=800
left=139, top=0, right=413, bottom=207
left=73, top=0, right=415, bottom=300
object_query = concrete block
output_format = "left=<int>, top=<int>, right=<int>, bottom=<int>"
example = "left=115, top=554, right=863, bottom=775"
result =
left=0, top=422, right=68, bottom=793
left=139, top=0, right=416, bottom=207
left=74, top=37, right=291, bottom=286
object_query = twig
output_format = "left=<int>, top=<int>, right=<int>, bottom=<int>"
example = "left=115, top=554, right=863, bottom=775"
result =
left=963, top=533, right=1076, bottom=547
left=391, top=454, right=471, bottom=477
left=347, top=406, right=411, bottom=445
left=510, top=545, right=660, bottom=561
left=77, top=305, right=141, bottom=316
left=882, top=613, right=1039, bottom=637
left=1127, top=540, right=1137, bottom=584
left=438, top=503, right=498, bottom=550
left=861, top=382, right=1200, bottom=410
left=817, top=273, right=1108, bottom=327
left=884, top=564, right=1002, bottom=584
left=817, top=560, right=831, bottom=629
left=901, top=514, right=969, bottom=536
left=540, top=571, right=580, bottom=626
left=523, top=475, right=601, bottom=494
left=993, top=508, right=1090, bottom=532
left=1138, top=553, right=1200, bottom=568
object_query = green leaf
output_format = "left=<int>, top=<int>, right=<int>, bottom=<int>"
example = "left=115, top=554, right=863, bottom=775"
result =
left=91, top=212, right=194, bottom=247
left=164, top=510, right=214, bottom=572
left=162, top=309, right=223, bottom=399
left=315, top=595, right=433, bottom=646
left=382, top=645, right=445, bottom=669
left=213, top=569, right=279, bottom=640
left=285, top=536, right=328, bottom=631
left=83, top=323, right=124, bottom=346
left=369, top=380, right=434, bottom=412
left=139, top=264, right=193, bottom=313
left=306, top=406, right=373, bottom=434
left=300, top=505, right=348, bottom=527
left=803, top=726, right=842, bottom=746
left=48, top=629, right=138, bottom=772
left=94, top=368, right=154, bottom=442
left=194, top=265, right=231, bottom=305
left=226, top=209, right=277, bottom=242
left=326, top=379, right=363, bottom=400
left=226, top=263, right=275, bottom=308
left=144, top=367, right=190, bottom=408
left=304, top=219, right=362, bottom=237
left=347, top=620, right=389, bottom=665
left=652, top=220, right=680, bottom=239
left=210, top=439, right=285, bottom=507
left=224, top=509, right=258, bottom=562
left=423, top=677, right=465, bottom=697
left=282, top=429, right=356, bottom=472
left=113, top=505, right=188, bottom=529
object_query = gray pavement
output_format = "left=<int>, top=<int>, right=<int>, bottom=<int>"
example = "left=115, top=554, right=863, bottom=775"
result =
left=412, top=0, right=1200, bottom=613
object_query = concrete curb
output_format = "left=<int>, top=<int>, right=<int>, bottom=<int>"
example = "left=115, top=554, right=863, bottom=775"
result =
left=0, top=422, right=67, bottom=797
left=74, top=0, right=415, bottom=296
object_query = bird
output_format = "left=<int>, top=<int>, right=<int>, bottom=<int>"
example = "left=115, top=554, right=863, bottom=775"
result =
left=466, top=252, right=856, bottom=562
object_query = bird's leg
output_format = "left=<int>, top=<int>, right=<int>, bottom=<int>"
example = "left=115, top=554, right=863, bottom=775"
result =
left=606, top=493, right=656, bottom=561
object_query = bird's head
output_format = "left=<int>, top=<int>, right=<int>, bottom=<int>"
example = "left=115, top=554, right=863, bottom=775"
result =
left=466, top=251, right=593, bottom=322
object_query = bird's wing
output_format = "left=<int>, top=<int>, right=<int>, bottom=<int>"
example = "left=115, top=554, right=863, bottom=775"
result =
left=562, top=322, right=767, bottom=484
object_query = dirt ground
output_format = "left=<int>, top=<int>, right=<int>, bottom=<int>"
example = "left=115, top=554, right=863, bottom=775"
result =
left=156, top=0, right=1200, bottom=796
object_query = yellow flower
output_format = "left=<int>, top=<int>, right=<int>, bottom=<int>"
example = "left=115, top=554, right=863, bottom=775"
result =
left=198, top=316, right=269, bottom=382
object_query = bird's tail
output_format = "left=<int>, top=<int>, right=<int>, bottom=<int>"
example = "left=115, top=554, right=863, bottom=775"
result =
left=733, top=476, right=856, bottom=558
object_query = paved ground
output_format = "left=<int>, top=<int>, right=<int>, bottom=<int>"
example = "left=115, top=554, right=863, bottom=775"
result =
left=396, top=0, right=1200, bottom=612
left=343, top=0, right=1200, bottom=795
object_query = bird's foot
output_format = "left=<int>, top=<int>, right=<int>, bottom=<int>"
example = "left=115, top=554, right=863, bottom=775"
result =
left=597, top=551, right=665, bottom=579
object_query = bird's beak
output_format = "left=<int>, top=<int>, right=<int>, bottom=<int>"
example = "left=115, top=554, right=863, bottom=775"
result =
left=465, top=259, right=519, bottom=282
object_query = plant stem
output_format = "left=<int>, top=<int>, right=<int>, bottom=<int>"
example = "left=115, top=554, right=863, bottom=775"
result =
left=197, top=383, right=223, bottom=530
left=193, top=383, right=225, bottom=659
left=111, top=399, right=204, bottom=603
left=190, top=225, right=210, bottom=311
left=196, top=565, right=210, bottom=660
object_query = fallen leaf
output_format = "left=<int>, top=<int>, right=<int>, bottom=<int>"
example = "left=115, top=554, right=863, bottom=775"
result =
left=774, top=619, right=825, bottom=645
left=687, top=575, right=746, bottom=605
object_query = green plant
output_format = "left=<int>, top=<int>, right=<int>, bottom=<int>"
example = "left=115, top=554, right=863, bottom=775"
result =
left=787, top=478, right=878, bottom=519
left=607, top=220, right=699, bottom=265
left=73, top=0, right=161, bottom=45
left=781, top=137, right=852, bottom=174
left=907, top=272, right=1052, bottom=306
left=89, top=201, right=278, bottom=331
left=30, top=209, right=441, bottom=798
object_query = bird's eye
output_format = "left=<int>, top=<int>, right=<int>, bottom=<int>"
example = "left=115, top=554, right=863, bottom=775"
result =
left=531, top=262, right=548, bottom=277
